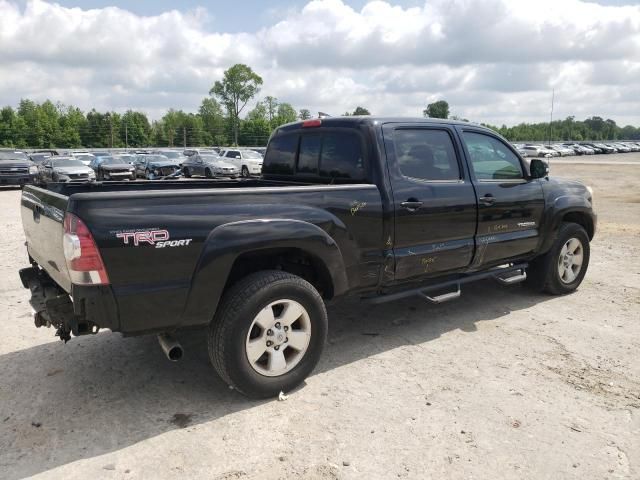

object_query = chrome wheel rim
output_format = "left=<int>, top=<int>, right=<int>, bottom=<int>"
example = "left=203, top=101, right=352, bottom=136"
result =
left=557, top=237, right=584, bottom=284
left=245, top=299, right=311, bottom=377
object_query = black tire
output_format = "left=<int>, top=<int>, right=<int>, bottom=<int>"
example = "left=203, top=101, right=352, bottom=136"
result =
left=208, top=270, right=328, bottom=398
left=525, top=222, right=590, bottom=295
left=205, top=168, right=213, bottom=178
left=241, top=166, right=249, bottom=178
left=145, top=168, right=153, bottom=180
left=183, top=167, right=191, bottom=178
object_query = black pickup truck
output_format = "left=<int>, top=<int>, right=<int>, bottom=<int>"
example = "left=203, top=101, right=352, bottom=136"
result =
left=19, top=117, right=596, bottom=398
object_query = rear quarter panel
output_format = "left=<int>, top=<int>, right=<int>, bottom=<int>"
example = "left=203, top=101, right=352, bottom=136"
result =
left=69, top=184, right=384, bottom=333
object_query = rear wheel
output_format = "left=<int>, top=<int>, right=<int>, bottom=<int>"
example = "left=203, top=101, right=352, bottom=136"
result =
left=183, top=167, right=191, bottom=178
left=525, top=222, right=590, bottom=295
left=205, top=168, right=213, bottom=178
left=241, top=166, right=250, bottom=178
left=208, top=270, right=327, bottom=398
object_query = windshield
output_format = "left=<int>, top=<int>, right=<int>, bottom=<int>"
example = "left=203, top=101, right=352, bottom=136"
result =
left=243, top=150, right=262, bottom=159
left=0, top=151, right=28, bottom=161
left=52, top=159, right=85, bottom=167
left=100, top=157, right=125, bottom=165
left=158, top=151, right=182, bottom=159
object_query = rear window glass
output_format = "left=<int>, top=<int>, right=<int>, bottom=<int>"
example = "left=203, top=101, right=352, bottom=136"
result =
left=297, top=135, right=321, bottom=175
left=264, top=134, right=298, bottom=175
left=319, top=132, right=364, bottom=180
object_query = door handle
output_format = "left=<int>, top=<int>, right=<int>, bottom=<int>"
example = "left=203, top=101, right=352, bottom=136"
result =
left=400, top=200, right=423, bottom=211
left=479, top=194, right=495, bottom=205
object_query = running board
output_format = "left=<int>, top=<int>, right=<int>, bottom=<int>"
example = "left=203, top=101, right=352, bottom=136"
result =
left=495, top=267, right=527, bottom=285
left=366, top=263, right=528, bottom=305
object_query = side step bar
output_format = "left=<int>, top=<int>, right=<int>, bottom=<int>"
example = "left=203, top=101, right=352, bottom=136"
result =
left=367, top=263, right=528, bottom=305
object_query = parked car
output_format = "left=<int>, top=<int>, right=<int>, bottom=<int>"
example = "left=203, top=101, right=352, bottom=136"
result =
left=590, top=143, right=615, bottom=154
left=549, top=145, right=575, bottom=156
left=133, top=154, right=181, bottom=179
left=89, top=156, right=136, bottom=181
left=219, top=148, right=264, bottom=177
left=611, top=143, right=631, bottom=153
left=19, top=116, right=596, bottom=399
left=70, top=152, right=96, bottom=166
left=579, top=143, right=603, bottom=154
left=151, top=150, right=187, bottom=165
left=565, top=144, right=593, bottom=155
left=38, top=157, right=95, bottom=185
left=114, top=153, right=137, bottom=164
left=521, top=145, right=556, bottom=158
left=181, top=153, right=240, bottom=178
left=0, top=149, right=38, bottom=186
left=29, top=153, right=51, bottom=164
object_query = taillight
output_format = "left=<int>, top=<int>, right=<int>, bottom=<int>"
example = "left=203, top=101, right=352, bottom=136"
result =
left=63, top=213, right=110, bottom=285
left=302, top=119, right=321, bottom=128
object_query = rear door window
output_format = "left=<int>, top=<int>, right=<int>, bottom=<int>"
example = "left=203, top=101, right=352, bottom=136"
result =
left=263, top=134, right=298, bottom=175
left=393, top=129, right=460, bottom=181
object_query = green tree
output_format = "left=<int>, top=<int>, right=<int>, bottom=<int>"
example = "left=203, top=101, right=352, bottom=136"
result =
left=263, top=96, right=278, bottom=126
left=352, top=106, right=371, bottom=115
left=210, top=64, right=263, bottom=145
left=423, top=100, right=449, bottom=119
left=198, top=97, right=227, bottom=145
left=274, top=102, right=297, bottom=126
left=121, top=110, right=150, bottom=147
left=298, top=109, right=311, bottom=120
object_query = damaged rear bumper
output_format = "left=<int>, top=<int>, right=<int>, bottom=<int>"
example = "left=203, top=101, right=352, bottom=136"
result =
left=19, top=266, right=119, bottom=341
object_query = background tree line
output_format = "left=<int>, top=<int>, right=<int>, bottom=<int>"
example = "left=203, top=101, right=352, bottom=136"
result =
left=1, top=68, right=638, bottom=149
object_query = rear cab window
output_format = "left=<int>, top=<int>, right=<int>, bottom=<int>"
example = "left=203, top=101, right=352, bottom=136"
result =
left=263, top=128, right=366, bottom=182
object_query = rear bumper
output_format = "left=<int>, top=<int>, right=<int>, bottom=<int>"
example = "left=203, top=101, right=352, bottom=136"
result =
left=0, top=174, right=37, bottom=185
left=19, top=265, right=119, bottom=338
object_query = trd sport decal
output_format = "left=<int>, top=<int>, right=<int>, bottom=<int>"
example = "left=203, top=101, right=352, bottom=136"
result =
left=114, top=229, right=193, bottom=248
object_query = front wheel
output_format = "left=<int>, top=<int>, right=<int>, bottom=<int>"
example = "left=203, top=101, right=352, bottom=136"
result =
left=208, top=270, right=328, bottom=398
left=205, top=168, right=213, bottom=178
left=525, top=222, right=590, bottom=295
left=183, top=167, right=191, bottom=178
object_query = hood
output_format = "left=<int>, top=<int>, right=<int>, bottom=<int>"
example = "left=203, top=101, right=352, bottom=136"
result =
left=209, top=160, right=238, bottom=169
left=101, top=163, right=133, bottom=171
left=0, top=160, right=31, bottom=167
left=55, top=166, right=93, bottom=175
left=148, top=160, right=180, bottom=168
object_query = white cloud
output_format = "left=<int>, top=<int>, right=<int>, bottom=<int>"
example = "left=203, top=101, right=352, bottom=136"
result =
left=0, top=0, right=639, bottom=125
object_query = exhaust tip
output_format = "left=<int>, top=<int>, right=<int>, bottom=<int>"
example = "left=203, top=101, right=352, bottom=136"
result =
left=167, top=345, right=183, bottom=361
left=158, top=333, right=183, bottom=362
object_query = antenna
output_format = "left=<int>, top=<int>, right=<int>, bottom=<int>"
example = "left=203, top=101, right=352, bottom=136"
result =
left=548, top=89, right=555, bottom=146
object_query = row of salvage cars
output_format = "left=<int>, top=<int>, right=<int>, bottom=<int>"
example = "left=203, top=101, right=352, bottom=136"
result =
left=26, top=148, right=264, bottom=186
left=513, top=141, right=640, bottom=158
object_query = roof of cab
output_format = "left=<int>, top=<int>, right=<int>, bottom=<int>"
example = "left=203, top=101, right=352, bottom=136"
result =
left=275, top=116, right=489, bottom=133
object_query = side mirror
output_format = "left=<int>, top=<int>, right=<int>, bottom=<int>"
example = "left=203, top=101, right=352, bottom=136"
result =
left=530, top=158, right=549, bottom=179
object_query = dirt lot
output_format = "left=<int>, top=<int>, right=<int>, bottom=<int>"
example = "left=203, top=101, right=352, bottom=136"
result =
left=1, top=157, right=639, bottom=479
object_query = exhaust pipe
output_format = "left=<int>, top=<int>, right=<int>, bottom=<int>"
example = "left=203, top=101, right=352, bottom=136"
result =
left=158, top=333, right=183, bottom=362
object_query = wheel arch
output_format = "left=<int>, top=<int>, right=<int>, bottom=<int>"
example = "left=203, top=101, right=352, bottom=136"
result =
left=178, top=219, right=348, bottom=328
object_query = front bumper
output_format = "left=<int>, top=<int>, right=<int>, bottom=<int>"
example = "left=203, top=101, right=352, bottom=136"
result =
left=0, top=174, right=37, bottom=185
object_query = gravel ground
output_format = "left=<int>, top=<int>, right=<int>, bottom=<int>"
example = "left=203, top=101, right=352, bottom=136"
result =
left=0, top=156, right=639, bottom=479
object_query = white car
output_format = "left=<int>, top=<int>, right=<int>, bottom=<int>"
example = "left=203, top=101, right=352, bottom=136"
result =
left=219, top=149, right=263, bottom=177
left=70, top=152, right=96, bottom=166
left=522, top=145, right=557, bottom=158
left=550, top=145, right=575, bottom=156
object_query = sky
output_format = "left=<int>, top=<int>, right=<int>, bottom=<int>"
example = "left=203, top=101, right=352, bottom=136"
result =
left=1, top=0, right=639, bottom=126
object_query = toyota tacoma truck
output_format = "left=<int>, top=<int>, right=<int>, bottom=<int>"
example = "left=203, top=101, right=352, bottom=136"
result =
left=19, top=117, right=596, bottom=398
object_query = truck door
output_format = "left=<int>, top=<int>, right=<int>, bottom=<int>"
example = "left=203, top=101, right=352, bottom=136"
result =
left=456, top=127, right=545, bottom=267
left=382, top=124, right=478, bottom=282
